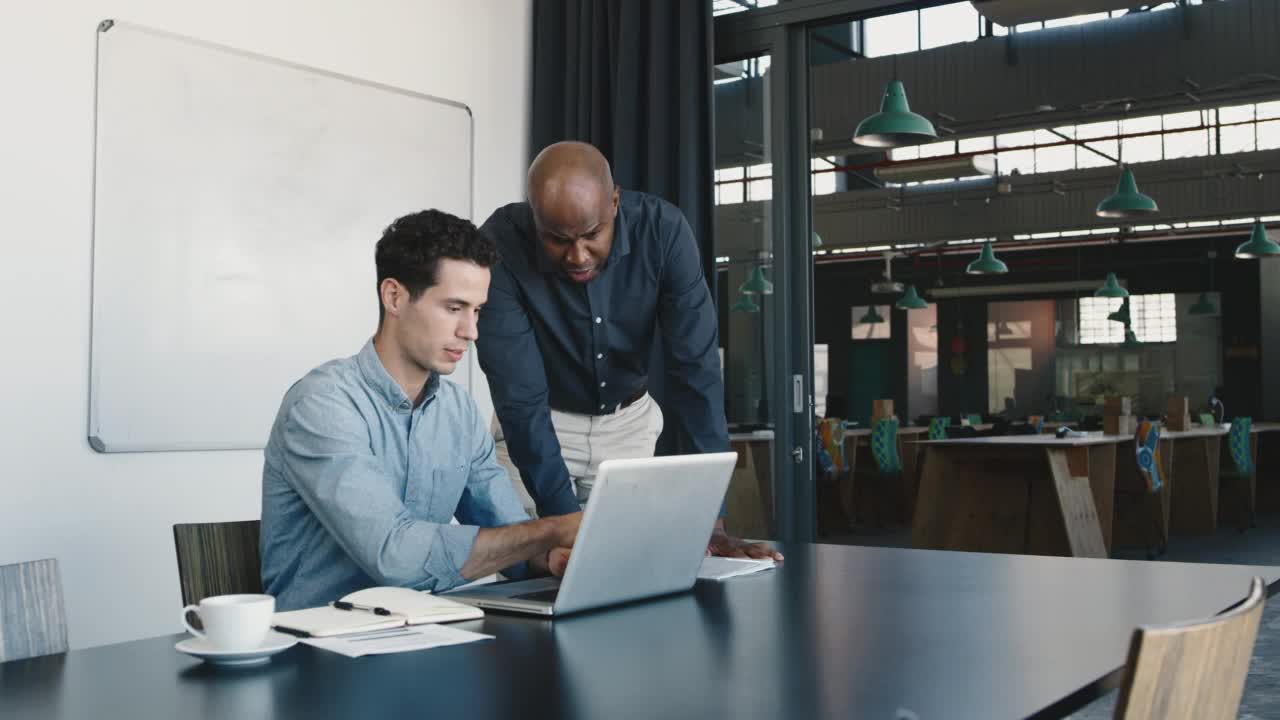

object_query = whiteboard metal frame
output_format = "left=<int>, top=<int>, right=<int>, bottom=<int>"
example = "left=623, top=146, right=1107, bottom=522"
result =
left=87, top=19, right=476, bottom=453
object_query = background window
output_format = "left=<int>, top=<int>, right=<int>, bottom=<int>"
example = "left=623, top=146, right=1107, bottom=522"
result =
left=920, top=3, right=979, bottom=50
left=851, top=306, right=892, bottom=340
left=863, top=11, right=919, bottom=57
left=1079, top=294, right=1178, bottom=345
left=712, top=0, right=777, bottom=17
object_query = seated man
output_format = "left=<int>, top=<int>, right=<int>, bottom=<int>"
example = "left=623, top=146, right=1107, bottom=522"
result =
left=261, top=209, right=579, bottom=611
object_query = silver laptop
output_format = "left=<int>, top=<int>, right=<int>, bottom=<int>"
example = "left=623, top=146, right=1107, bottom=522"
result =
left=444, top=452, right=737, bottom=616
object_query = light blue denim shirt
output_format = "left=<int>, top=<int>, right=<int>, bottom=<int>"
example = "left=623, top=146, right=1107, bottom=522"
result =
left=260, top=339, right=531, bottom=611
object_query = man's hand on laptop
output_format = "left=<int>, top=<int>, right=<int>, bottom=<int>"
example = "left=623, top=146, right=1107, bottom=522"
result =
left=706, top=518, right=784, bottom=561
left=535, top=512, right=579, bottom=577
left=463, top=511, right=583, bottom=581
left=548, top=547, right=572, bottom=576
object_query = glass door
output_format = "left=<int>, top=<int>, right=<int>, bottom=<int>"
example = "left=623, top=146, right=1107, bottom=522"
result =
left=714, top=31, right=819, bottom=542
left=714, top=54, right=780, bottom=539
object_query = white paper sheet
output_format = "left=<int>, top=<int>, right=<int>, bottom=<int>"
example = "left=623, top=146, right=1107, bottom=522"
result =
left=302, top=624, right=493, bottom=658
left=697, top=557, right=776, bottom=581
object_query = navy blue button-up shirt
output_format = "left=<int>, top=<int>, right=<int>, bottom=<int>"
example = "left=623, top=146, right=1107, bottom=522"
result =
left=477, top=189, right=729, bottom=517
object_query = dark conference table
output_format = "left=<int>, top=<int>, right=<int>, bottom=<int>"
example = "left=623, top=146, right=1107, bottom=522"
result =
left=5, top=543, right=1278, bottom=720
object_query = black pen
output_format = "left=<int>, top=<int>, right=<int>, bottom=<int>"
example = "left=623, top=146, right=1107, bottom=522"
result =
left=332, top=600, right=393, bottom=616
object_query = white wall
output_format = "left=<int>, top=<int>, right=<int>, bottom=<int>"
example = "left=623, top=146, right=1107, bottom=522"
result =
left=0, top=1, right=529, bottom=650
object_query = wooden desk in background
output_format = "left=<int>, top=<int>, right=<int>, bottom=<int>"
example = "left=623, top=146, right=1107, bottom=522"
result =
left=1163, top=427, right=1225, bottom=535
left=1163, top=423, right=1280, bottom=535
left=727, top=432, right=773, bottom=539
left=911, top=434, right=1129, bottom=558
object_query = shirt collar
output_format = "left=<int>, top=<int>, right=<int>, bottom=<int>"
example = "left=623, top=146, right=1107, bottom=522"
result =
left=356, top=338, right=440, bottom=411
left=532, top=193, right=633, bottom=275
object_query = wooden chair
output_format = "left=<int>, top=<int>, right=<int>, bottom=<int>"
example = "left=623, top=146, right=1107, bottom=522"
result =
left=815, top=418, right=851, bottom=537
left=0, top=558, right=69, bottom=662
left=1220, top=417, right=1256, bottom=532
left=1114, top=576, right=1265, bottom=720
left=855, top=417, right=901, bottom=527
left=926, top=416, right=950, bottom=441
left=1132, top=421, right=1168, bottom=559
left=172, top=521, right=263, bottom=606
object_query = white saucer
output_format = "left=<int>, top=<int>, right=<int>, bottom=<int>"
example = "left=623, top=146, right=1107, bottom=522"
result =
left=175, top=630, right=298, bottom=666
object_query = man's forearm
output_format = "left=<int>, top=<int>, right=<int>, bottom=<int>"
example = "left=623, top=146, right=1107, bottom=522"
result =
left=459, top=514, right=576, bottom=581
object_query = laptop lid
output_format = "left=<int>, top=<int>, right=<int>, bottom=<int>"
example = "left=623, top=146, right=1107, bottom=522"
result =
left=444, top=452, right=737, bottom=616
left=549, top=451, right=736, bottom=615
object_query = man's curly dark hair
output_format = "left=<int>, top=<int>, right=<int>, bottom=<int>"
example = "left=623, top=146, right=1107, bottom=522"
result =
left=374, top=209, right=500, bottom=326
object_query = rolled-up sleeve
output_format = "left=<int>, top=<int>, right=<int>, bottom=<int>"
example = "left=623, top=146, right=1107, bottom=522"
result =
left=280, top=392, right=477, bottom=592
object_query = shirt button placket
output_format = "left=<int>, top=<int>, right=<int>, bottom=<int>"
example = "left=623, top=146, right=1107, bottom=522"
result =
left=592, top=309, right=606, bottom=413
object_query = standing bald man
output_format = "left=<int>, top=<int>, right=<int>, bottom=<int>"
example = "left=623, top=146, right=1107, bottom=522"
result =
left=477, top=141, right=779, bottom=560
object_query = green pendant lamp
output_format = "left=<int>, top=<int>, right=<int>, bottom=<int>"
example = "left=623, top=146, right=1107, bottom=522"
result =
left=730, top=293, right=760, bottom=313
left=1096, top=167, right=1159, bottom=219
left=853, top=80, right=937, bottom=148
left=895, top=285, right=929, bottom=310
left=1188, top=292, right=1217, bottom=316
left=965, top=242, right=1009, bottom=275
left=1235, top=221, right=1280, bottom=259
left=738, top=265, right=774, bottom=295
left=812, top=232, right=823, bottom=248
left=859, top=305, right=886, bottom=324
left=1094, top=272, right=1129, bottom=298
left=1122, top=325, right=1141, bottom=347
left=1107, top=297, right=1131, bottom=324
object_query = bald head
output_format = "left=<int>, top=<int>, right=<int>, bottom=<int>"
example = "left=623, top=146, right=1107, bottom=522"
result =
left=526, top=142, right=620, bottom=284
left=527, top=141, right=614, bottom=204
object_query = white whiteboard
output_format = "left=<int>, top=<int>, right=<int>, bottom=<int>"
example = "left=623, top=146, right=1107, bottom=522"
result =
left=89, top=21, right=473, bottom=452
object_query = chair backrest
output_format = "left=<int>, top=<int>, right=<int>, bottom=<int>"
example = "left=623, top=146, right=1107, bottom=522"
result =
left=1114, top=576, right=1265, bottom=720
left=173, top=521, right=263, bottom=606
left=816, top=418, right=849, bottom=473
left=1134, top=421, right=1163, bottom=493
left=927, top=416, right=950, bottom=441
left=1228, top=417, right=1253, bottom=475
left=0, top=558, right=68, bottom=662
left=871, top=418, right=901, bottom=473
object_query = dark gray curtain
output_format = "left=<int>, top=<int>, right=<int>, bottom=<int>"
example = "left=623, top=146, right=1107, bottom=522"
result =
left=530, top=0, right=717, bottom=454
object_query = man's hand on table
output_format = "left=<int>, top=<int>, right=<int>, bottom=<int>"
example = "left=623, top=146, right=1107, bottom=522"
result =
left=705, top=518, right=784, bottom=561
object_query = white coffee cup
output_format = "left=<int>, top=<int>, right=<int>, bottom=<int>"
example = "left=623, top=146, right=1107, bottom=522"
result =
left=181, top=594, right=274, bottom=651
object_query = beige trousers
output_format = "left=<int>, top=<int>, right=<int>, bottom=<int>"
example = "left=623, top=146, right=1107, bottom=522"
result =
left=494, top=393, right=665, bottom=515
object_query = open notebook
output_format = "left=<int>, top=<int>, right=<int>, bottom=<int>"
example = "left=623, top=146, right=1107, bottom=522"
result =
left=273, top=586, right=483, bottom=638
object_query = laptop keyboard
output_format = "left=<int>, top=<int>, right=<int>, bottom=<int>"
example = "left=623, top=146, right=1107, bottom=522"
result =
left=512, top=588, right=560, bottom=603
